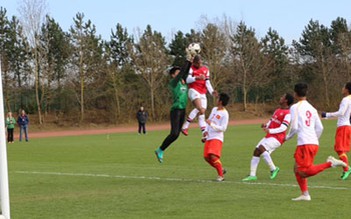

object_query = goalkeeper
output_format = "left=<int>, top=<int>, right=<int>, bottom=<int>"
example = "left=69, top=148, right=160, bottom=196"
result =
left=154, top=50, right=199, bottom=163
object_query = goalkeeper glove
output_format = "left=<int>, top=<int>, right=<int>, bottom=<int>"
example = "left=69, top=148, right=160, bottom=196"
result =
left=186, top=48, right=195, bottom=62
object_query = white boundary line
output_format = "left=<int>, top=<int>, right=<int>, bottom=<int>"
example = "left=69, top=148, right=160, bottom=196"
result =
left=14, top=170, right=351, bottom=190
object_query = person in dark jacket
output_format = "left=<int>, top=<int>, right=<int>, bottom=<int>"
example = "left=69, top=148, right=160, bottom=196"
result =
left=17, top=109, right=29, bottom=142
left=137, top=107, right=148, bottom=134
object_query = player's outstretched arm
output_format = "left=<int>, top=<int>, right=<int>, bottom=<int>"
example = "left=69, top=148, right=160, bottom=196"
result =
left=180, top=60, right=192, bottom=82
left=322, top=99, right=347, bottom=118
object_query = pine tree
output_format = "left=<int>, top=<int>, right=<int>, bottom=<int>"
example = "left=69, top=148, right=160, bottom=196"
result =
left=70, top=12, right=103, bottom=123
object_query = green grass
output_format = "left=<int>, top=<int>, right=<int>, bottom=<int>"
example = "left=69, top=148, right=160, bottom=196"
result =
left=7, top=120, right=351, bottom=218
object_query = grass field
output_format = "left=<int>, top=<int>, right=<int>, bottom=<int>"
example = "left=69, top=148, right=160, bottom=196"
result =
left=6, top=119, right=351, bottom=218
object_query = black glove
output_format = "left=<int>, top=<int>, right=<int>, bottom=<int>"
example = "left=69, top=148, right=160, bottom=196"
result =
left=321, top=112, right=327, bottom=118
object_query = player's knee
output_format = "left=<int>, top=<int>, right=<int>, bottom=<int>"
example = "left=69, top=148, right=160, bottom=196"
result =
left=170, top=131, right=180, bottom=140
left=294, top=167, right=308, bottom=178
left=253, top=148, right=262, bottom=156
left=297, top=171, right=308, bottom=178
left=209, top=154, right=218, bottom=162
left=293, top=165, right=298, bottom=173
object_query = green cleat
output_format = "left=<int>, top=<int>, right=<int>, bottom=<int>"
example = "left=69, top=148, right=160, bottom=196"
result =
left=242, top=175, right=257, bottom=181
left=341, top=167, right=351, bottom=180
left=154, top=148, right=163, bottom=163
left=270, top=167, right=280, bottom=180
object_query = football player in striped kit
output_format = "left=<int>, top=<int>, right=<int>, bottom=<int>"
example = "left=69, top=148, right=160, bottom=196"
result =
left=242, top=93, right=294, bottom=182
left=181, top=55, right=217, bottom=140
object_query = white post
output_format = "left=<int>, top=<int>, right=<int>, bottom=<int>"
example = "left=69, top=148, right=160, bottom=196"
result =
left=0, top=58, right=11, bottom=219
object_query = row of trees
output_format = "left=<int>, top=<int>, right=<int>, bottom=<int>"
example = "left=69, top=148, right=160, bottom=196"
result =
left=1, top=3, right=351, bottom=126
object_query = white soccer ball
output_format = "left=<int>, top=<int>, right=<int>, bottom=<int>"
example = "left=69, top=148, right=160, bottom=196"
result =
left=187, top=43, right=201, bottom=55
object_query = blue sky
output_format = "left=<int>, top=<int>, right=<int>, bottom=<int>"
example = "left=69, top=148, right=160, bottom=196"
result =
left=1, top=0, right=351, bottom=45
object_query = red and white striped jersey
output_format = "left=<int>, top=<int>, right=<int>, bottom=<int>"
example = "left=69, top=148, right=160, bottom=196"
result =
left=265, top=108, right=291, bottom=144
left=187, top=65, right=210, bottom=94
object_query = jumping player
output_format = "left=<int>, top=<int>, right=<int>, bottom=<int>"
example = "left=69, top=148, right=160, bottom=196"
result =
left=286, top=83, right=346, bottom=201
left=202, top=93, right=229, bottom=182
left=154, top=53, right=193, bottom=163
left=181, top=55, right=217, bottom=140
left=242, top=93, right=294, bottom=181
left=321, top=82, right=351, bottom=180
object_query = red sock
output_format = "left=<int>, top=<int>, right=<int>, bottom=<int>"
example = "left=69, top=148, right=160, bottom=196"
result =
left=295, top=172, right=308, bottom=193
left=210, top=156, right=223, bottom=177
left=304, top=163, right=331, bottom=177
left=338, top=152, right=349, bottom=171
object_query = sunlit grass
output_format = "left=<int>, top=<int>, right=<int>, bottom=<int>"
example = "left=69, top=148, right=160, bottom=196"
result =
left=7, top=119, right=350, bottom=218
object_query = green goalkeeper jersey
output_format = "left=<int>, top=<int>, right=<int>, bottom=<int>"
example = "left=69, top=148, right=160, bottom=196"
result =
left=169, top=78, right=188, bottom=111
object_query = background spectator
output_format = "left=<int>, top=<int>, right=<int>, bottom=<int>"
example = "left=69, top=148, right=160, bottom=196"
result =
left=136, top=106, right=148, bottom=135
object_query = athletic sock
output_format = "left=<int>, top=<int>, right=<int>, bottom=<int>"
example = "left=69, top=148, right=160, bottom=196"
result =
left=295, top=172, right=308, bottom=193
left=182, top=120, right=191, bottom=130
left=182, top=108, right=199, bottom=130
left=303, top=191, right=310, bottom=196
left=250, top=156, right=260, bottom=176
left=262, top=151, right=276, bottom=171
left=210, top=157, right=223, bottom=176
left=338, top=152, right=349, bottom=171
left=198, top=114, right=206, bottom=131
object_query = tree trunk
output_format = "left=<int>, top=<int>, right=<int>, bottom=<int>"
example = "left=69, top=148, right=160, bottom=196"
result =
left=321, top=61, right=330, bottom=108
left=34, top=49, right=43, bottom=125
left=113, top=84, right=120, bottom=124
left=79, top=53, right=84, bottom=123
left=243, top=68, right=248, bottom=112
left=150, top=87, right=155, bottom=121
left=346, top=56, right=351, bottom=80
left=80, top=74, right=84, bottom=123
left=243, top=86, right=247, bottom=112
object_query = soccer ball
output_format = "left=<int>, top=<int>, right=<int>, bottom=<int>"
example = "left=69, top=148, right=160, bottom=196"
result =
left=187, top=43, right=201, bottom=55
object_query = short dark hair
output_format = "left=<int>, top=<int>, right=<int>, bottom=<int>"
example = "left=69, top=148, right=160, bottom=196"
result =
left=169, top=66, right=181, bottom=75
left=345, top=82, right=351, bottom=94
left=193, top=55, right=201, bottom=63
left=219, top=93, right=230, bottom=106
left=285, top=93, right=294, bottom=106
left=294, top=83, right=308, bottom=97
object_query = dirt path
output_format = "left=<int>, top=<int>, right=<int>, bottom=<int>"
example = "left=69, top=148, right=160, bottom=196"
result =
left=29, top=118, right=267, bottom=139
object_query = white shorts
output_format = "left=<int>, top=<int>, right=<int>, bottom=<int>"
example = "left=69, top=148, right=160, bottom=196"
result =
left=255, top=137, right=281, bottom=154
left=188, top=88, right=207, bottom=109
